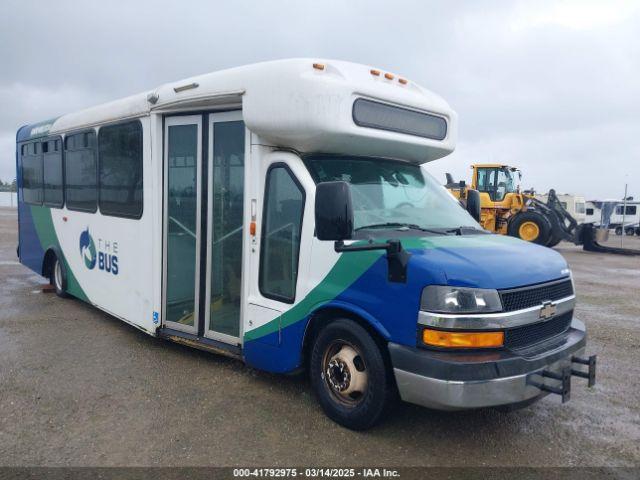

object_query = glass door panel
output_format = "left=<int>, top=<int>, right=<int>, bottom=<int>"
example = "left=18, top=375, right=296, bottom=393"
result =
left=206, top=114, right=245, bottom=340
left=164, top=117, right=201, bottom=333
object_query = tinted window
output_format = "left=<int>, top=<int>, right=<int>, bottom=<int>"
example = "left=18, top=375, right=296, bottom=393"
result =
left=259, top=166, right=304, bottom=303
left=98, top=121, right=143, bottom=218
left=352, top=98, right=447, bottom=140
left=616, top=205, right=637, bottom=216
left=586, top=208, right=594, bottom=215
left=65, top=131, right=97, bottom=212
left=21, top=143, right=43, bottom=205
left=43, top=137, right=63, bottom=208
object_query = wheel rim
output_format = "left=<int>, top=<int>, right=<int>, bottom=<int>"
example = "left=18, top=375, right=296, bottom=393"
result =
left=54, top=261, right=63, bottom=290
left=321, top=340, right=368, bottom=406
left=519, top=221, right=540, bottom=241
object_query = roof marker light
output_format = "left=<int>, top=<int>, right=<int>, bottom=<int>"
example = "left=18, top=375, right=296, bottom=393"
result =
left=313, top=63, right=325, bottom=70
left=398, top=78, right=408, bottom=85
left=384, top=72, right=394, bottom=80
left=370, top=69, right=381, bottom=76
left=173, top=82, right=199, bottom=93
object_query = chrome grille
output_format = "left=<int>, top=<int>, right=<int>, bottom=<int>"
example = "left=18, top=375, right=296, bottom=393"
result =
left=504, top=311, right=573, bottom=350
left=499, top=279, right=573, bottom=312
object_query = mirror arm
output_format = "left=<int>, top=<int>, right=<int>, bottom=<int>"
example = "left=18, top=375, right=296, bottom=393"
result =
left=334, top=239, right=411, bottom=283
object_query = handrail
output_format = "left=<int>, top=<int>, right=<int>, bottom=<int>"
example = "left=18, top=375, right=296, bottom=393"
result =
left=168, top=216, right=196, bottom=239
left=212, top=225, right=243, bottom=246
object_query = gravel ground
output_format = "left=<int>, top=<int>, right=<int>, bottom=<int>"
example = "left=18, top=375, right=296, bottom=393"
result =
left=0, top=207, right=638, bottom=467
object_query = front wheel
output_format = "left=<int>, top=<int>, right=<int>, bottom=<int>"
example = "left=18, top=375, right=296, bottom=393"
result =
left=310, top=319, right=394, bottom=430
left=50, top=257, right=69, bottom=298
left=507, top=211, right=551, bottom=245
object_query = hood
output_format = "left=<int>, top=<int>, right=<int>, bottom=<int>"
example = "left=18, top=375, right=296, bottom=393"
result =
left=403, top=233, right=570, bottom=290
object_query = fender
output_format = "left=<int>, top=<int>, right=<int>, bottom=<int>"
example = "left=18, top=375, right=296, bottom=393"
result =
left=243, top=300, right=391, bottom=374
left=304, top=299, right=392, bottom=341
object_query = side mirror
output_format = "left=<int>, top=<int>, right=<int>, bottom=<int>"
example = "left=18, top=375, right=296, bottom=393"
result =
left=466, top=189, right=481, bottom=222
left=315, top=181, right=354, bottom=241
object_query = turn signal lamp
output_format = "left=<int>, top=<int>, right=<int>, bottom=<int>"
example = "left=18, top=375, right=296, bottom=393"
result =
left=422, top=329, right=504, bottom=348
left=398, top=78, right=408, bottom=85
left=370, top=69, right=381, bottom=76
left=384, top=72, right=395, bottom=80
left=313, top=63, right=325, bottom=70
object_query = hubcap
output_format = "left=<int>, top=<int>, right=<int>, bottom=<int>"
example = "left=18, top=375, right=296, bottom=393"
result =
left=519, top=221, right=540, bottom=241
left=322, top=342, right=368, bottom=405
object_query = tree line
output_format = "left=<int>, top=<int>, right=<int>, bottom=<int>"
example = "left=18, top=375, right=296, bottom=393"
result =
left=0, top=179, right=17, bottom=192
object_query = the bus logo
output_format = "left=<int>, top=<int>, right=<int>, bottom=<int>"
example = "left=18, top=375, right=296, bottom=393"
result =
left=79, top=228, right=97, bottom=270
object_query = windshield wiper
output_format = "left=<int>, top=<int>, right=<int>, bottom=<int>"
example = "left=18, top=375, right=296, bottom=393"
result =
left=355, top=223, right=451, bottom=235
left=444, top=226, right=486, bottom=236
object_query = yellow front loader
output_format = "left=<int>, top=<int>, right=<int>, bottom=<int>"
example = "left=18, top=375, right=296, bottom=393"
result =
left=446, top=164, right=640, bottom=254
left=446, top=164, right=560, bottom=246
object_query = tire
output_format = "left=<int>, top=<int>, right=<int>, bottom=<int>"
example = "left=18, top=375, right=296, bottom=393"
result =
left=546, top=234, right=562, bottom=248
left=625, top=228, right=635, bottom=236
left=615, top=227, right=623, bottom=236
left=310, top=318, right=394, bottom=430
left=507, top=211, right=552, bottom=245
left=636, top=227, right=640, bottom=237
left=50, top=256, right=69, bottom=298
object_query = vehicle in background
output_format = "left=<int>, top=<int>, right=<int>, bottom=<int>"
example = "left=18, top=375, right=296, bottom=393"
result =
left=535, top=193, right=586, bottom=225
left=586, top=199, right=640, bottom=236
left=611, top=202, right=640, bottom=235
left=446, top=164, right=575, bottom=247
left=447, top=167, right=640, bottom=254
left=16, top=59, right=597, bottom=430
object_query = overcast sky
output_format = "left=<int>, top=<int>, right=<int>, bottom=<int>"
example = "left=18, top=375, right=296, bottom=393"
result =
left=1, top=0, right=638, bottom=199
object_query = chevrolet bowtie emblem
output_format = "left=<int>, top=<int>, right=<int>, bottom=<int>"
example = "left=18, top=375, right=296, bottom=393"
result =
left=539, top=301, right=557, bottom=320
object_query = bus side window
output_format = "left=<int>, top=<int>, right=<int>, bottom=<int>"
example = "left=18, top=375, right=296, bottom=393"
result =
left=65, top=131, right=97, bottom=213
left=21, top=142, right=43, bottom=205
left=98, top=121, right=143, bottom=219
left=259, top=165, right=305, bottom=303
left=43, top=138, right=64, bottom=208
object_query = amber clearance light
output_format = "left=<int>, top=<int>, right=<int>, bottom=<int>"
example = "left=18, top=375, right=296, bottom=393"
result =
left=422, top=328, right=504, bottom=348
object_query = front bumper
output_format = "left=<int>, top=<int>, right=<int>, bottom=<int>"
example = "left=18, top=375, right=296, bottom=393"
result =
left=390, top=319, right=592, bottom=410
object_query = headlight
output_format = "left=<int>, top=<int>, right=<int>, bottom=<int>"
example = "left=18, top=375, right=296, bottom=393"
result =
left=421, top=286, right=502, bottom=314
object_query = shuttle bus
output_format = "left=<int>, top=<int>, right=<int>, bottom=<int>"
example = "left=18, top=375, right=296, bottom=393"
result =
left=16, top=59, right=595, bottom=429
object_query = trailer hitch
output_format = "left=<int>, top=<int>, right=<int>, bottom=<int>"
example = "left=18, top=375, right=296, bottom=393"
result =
left=528, top=367, right=572, bottom=403
left=571, top=354, right=597, bottom=387
left=527, top=355, right=597, bottom=403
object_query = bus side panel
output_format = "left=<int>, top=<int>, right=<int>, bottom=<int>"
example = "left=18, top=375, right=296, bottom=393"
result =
left=47, top=118, right=156, bottom=334
left=17, top=193, right=45, bottom=275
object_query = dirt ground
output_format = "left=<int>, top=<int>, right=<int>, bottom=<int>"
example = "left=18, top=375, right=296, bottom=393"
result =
left=0, top=206, right=638, bottom=467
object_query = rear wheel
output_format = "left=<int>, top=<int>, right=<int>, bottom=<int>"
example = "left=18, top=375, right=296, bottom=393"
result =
left=508, top=211, right=551, bottom=245
left=50, top=257, right=69, bottom=298
left=310, top=319, right=394, bottom=430
left=615, top=226, right=623, bottom=236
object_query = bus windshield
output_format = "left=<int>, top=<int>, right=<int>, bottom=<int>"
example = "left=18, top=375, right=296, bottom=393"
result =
left=305, top=156, right=481, bottom=233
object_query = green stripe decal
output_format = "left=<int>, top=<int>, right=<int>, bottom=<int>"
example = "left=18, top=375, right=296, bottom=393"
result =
left=29, top=206, right=89, bottom=302
left=244, top=248, right=385, bottom=341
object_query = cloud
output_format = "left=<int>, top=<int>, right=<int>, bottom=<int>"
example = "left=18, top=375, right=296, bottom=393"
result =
left=0, top=0, right=638, bottom=198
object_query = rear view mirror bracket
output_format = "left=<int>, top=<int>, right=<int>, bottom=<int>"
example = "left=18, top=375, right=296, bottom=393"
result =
left=334, top=239, right=411, bottom=283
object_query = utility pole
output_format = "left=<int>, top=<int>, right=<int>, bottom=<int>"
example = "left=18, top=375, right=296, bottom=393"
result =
left=621, top=183, right=628, bottom=248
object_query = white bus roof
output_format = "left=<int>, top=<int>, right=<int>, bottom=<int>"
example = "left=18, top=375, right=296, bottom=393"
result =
left=20, top=59, right=457, bottom=163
